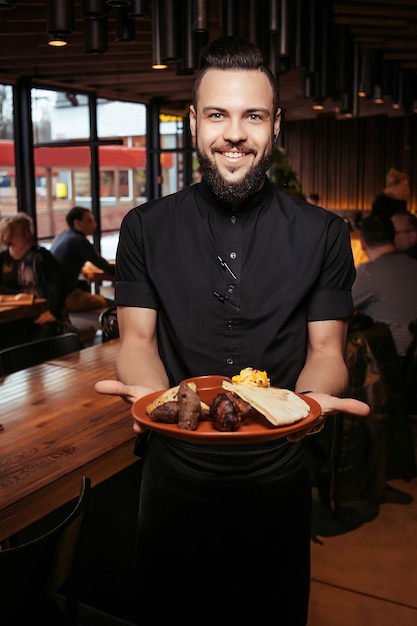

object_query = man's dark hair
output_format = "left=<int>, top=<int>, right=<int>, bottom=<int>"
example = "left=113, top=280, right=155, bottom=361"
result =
left=66, top=206, right=90, bottom=228
left=360, top=216, right=395, bottom=247
left=192, top=36, right=280, bottom=115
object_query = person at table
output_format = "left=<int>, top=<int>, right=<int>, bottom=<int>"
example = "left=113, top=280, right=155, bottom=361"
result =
left=352, top=216, right=417, bottom=358
left=95, top=36, right=370, bottom=625
left=371, top=167, right=410, bottom=222
left=50, top=206, right=115, bottom=312
left=391, top=211, right=417, bottom=260
left=307, top=192, right=320, bottom=205
left=0, top=214, right=68, bottom=343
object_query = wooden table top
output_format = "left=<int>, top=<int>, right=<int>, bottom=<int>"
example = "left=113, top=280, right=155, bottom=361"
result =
left=0, top=339, right=137, bottom=541
left=0, top=297, right=49, bottom=324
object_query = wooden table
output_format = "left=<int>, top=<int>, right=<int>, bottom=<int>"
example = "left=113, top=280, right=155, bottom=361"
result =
left=0, top=339, right=138, bottom=542
left=0, top=297, right=48, bottom=324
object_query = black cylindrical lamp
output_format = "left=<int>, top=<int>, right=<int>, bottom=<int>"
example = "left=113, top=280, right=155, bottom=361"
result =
left=159, top=0, right=180, bottom=62
left=83, top=16, right=108, bottom=53
left=128, top=0, right=149, bottom=17
left=115, top=6, right=135, bottom=41
left=47, top=0, right=75, bottom=47
left=194, top=0, right=207, bottom=33
left=81, top=0, right=108, bottom=18
left=151, top=0, right=168, bottom=69
left=106, top=0, right=131, bottom=6
left=221, top=0, right=239, bottom=37
left=177, top=0, right=194, bottom=75
left=47, top=1, right=75, bottom=34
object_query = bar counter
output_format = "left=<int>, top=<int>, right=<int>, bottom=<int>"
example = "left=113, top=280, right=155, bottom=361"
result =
left=0, top=339, right=137, bottom=542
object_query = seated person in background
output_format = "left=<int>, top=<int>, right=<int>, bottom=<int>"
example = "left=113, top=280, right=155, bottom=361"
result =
left=51, top=206, right=115, bottom=312
left=371, top=167, right=409, bottom=222
left=391, top=211, right=417, bottom=260
left=352, top=216, right=417, bottom=358
left=0, top=214, right=68, bottom=344
left=307, top=192, right=320, bottom=205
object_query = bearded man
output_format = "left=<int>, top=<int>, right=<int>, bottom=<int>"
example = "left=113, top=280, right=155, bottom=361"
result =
left=96, top=36, right=369, bottom=625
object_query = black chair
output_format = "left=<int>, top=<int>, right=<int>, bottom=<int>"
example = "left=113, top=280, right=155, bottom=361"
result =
left=0, top=332, right=81, bottom=376
left=403, top=318, right=417, bottom=414
left=0, top=476, right=91, bottom=626
left=99, top=306, right=119, bottom=341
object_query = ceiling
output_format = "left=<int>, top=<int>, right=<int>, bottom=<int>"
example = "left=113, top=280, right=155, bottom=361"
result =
left=0, top=0, right=417, bottom=121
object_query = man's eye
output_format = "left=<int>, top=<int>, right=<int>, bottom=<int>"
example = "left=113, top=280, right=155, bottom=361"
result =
left=249, top=114, right=261, bottom=121
left=209, top=112, right=223, bottom=119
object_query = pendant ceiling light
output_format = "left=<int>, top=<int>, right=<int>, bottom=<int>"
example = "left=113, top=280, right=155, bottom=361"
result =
left=128, top=0, right=149, bottom=18
left=194, top=0, right=207, bottom=32
left=177, top=0, right=194, bottom=75
left=151, top=0, right=168, bottom=69
left=221, top=0, right=238, bottom=37
left=159, top=0, right=180, bottom=63
left=81, top=0, right=108, bottom=18
left=47, top=0, right=75, bottom=47
left=83, top=16, right=108, bottom=54
left=106, top=0, right=131, bottom=6
left=115, top=6, right=135, bottom=41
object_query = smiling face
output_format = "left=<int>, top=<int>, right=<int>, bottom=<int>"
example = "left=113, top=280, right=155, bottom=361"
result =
left=189, top=68, right=281, bottom=206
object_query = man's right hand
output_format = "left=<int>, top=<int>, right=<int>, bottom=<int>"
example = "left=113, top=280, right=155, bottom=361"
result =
left=95, top=379, right=160, bottom=433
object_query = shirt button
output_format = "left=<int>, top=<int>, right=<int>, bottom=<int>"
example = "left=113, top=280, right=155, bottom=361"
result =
left=227, top=320, right=233, bottom=328
left=229, top=251, right=236, bottom=260
left=231, top=215, right=236, bottom=224
left=228, top=285, right=234, bottom=294
left=226, top=357, right=234, bottom=365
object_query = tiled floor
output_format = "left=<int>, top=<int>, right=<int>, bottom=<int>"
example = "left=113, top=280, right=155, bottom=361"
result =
left=308, top=436, right=417, bottom=625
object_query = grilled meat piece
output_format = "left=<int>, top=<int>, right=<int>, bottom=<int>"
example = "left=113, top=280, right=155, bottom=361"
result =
left=227, top=392, right=260, bottom=421
left=148, top=401, right=179, bottom=423
left=178, top=381, right=201, bottom=430
left=210, top=392, right=240, bottom=431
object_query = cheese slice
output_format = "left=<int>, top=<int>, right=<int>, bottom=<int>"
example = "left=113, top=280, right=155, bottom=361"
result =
left=222, top=381, right=310, bottom=426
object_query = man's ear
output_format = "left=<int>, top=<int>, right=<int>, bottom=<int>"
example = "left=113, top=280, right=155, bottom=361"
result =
left=189, top=105, right=196, bottom=137
left=273, top=108, right=282, bottom=141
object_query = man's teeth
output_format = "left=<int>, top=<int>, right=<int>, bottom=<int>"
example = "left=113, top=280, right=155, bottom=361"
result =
left=223, top=151, right=244, bottom=158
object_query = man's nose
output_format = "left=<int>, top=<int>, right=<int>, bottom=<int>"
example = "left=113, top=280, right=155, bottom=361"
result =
left=224, top=118, right=247, bottom=143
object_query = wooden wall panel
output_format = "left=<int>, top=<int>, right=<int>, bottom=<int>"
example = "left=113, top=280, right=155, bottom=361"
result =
left=283, top=115, right=416, bottom=216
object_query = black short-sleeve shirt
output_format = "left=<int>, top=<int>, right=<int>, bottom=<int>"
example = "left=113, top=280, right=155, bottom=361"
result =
left=116, top=178, right=354, bottom=390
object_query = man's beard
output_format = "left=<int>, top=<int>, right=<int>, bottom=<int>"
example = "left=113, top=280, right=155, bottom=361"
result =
left=196, top=145, right=273, bottom=205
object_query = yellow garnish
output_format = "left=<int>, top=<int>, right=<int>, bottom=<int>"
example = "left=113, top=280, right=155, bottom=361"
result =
left=231, top=367, right=270, bottom=388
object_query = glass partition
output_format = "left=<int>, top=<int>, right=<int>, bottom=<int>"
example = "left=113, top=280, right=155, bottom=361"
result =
left=0, top=84, right=16, bottom=220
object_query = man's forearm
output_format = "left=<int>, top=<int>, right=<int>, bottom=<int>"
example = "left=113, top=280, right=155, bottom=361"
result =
left=295, top=354, right=349, bottom=396
left=116, top=343, right=169, bottom=391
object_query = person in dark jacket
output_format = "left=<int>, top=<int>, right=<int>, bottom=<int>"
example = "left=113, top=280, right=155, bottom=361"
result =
left=371, top=167, right=409, bottom=221
left=51, top=206, right=115, bottom=312
left=0, top=213, right=68, bottom=346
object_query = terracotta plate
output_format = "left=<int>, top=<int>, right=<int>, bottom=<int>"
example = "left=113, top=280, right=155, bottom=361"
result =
left=131, top=375, right=322, bottom=445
